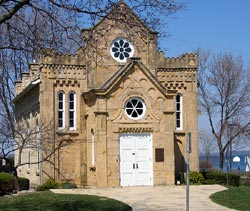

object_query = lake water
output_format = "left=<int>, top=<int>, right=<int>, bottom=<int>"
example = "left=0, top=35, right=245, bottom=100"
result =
left=199, top=153, right=250, bottom=173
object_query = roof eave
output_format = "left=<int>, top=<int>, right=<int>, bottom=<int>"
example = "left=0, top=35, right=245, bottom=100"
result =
left=12, top=79, right=40, bottom=104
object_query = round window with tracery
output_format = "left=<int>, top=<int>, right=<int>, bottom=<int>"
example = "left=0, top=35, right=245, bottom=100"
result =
left=125, top=98, right=146, bottom=120
left=110, top=38, right=134, bottom=62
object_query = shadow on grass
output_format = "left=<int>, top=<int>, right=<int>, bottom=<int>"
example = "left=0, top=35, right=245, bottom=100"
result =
left=0, top=191, right=132, bottom=211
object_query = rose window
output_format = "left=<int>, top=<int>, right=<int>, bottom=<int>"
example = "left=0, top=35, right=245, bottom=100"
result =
left=125, top=98, right=146, bottom=120
left=110, top=38, right=134, bottom=62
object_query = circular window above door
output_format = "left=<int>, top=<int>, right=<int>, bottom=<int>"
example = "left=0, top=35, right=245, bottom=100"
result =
left=110, top=38, right=134, bottom=62
left=125, top=98, right=146, bottom=120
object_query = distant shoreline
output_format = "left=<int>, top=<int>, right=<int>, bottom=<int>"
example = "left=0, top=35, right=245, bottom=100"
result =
left=199, top=151, right=250, bottom=172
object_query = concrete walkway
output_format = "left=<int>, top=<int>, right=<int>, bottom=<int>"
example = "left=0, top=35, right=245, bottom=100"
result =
left=52, top=185, right=236, bottom=211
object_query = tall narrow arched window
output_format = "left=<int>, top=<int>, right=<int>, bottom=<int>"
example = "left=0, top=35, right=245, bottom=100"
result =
left=176, top=93, right=183, bottom=130
left=58, top=92, right=65, bottom=129
left=27, top=146, right=30, bottom=171
left=91, top=129, right=95, bottom=166
left=36, top=118, right=40, bottom=174
left=69, top=92, right=76, bottom=129
left=26, top=127, right=31, bottom=172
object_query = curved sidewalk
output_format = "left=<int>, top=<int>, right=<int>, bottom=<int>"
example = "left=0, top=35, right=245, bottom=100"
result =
left=52, top=185, right=235, bottom=211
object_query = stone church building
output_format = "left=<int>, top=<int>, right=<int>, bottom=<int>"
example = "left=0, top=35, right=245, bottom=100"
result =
left=13, top=1, right=199, bottom=187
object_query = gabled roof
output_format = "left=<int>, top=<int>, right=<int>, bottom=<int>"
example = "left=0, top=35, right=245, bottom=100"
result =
left=83, top=58, right=167, bottom=99
left=82, top=0, right=157, bottom=35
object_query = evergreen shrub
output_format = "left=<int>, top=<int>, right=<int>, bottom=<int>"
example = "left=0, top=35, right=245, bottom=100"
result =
left=0, top=172, right=14, bottom=195
left=18, top=177, right=30, bottom=190
left=203, top=172, right=240, bottom=187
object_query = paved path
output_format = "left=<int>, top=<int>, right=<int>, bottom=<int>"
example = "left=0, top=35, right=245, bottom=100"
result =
left=52, top=185, right=235, bottom=211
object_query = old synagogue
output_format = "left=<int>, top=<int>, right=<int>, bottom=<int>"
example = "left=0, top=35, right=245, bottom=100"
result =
left=13, top=1, right=199, bottom=187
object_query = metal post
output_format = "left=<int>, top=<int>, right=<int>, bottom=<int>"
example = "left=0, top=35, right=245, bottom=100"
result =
left=186, top=132, right=191, bottom=211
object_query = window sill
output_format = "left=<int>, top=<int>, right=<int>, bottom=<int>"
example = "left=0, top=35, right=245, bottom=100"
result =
left=174, top=130, right=185, bottom=135
left=56, top=129, right=79, bottom=136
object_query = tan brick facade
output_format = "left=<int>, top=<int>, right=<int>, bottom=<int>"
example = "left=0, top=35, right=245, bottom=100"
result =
left=14, top=1, right=199, bottom=187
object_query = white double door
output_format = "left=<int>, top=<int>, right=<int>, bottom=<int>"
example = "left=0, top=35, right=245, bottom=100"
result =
left=120, top=133, right=153, bottom=186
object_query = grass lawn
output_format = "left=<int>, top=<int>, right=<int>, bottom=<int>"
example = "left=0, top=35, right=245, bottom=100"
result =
left=210, top=186, right=250, bottom=211
left=0, top=191, right=132, bottom=211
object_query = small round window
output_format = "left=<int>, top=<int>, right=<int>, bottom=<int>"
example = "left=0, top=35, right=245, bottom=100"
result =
left=125, top=98, right=146, bottom=120
left=110, top=38, right=134, bottom=62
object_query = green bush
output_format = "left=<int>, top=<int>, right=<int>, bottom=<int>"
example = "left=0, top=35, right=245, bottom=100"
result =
left=18, top=177, right=30, bottom=190
left=36, top=179, right=61, bottom=191
left=0, top=172, right=15, bottom=195
left=204, top=172, right=240, bottom=187
left=189, top=171, right=205, bottom=184
left=61, top=181, right=77, bottom=189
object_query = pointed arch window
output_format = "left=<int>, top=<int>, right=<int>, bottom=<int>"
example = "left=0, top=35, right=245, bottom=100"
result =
left=58, top=91, right=65, bottom=129
left=69, top=92, right=76, bottom=129
left=176, top=93, right=183, bottom=130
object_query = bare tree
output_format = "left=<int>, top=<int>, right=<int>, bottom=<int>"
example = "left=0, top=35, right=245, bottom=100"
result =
left=0, top=118, right=75, bottom=190
left=0, top=1, right=185, bottom=52
left=199, top=129, right=216, bottom=162
left=0, top=0, right=185, bottom=185
left=198, top=49, right=250, bottom=170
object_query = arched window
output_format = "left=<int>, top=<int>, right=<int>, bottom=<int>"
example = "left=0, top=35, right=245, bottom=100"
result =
left=36, top=143, right=40, bottom=173
left=26, top=128, right=30, bottom=171
left=69, top=92, right=76, bottom=129
left=35, top=115, right=40, bottom=173
left=27, top=146, right=30, bottom=171
left=91, top=129, right=95, bottom=166
left=176, top=93, right=183, bottom=130
left=58, top=92, right=65, bottom=129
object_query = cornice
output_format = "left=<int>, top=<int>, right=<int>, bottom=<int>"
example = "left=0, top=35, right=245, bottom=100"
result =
left=157, top=68, right=197, bottom=72
left=118, top=127, right=153, bottom=133
left=41, top=63, right=86, bottom=70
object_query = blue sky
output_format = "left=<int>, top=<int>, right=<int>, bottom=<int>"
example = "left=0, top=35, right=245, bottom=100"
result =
left=161, top=0, right=250, bottom=64
left=159, top=0, right=250, bottom=131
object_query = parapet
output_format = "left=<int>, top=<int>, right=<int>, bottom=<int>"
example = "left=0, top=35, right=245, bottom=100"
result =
left=159, top=53, right=198, bottom=71
left=39, top=49, right=85, bottom=66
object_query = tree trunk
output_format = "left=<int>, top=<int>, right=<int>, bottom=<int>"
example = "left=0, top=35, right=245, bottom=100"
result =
left=13, top=168, right=19, bottom=192
left=219, top=151, right=224, bottom=171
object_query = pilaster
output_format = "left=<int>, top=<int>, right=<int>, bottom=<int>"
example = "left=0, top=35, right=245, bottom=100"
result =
left=95, top=111, right=108, bottom=187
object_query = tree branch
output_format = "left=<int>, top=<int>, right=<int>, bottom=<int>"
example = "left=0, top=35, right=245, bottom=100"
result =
left=0, top=0, right=30, bottom=25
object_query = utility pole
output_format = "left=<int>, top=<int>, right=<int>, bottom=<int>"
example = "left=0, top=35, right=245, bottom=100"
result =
left=186, top=132, right=191, bottom=211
